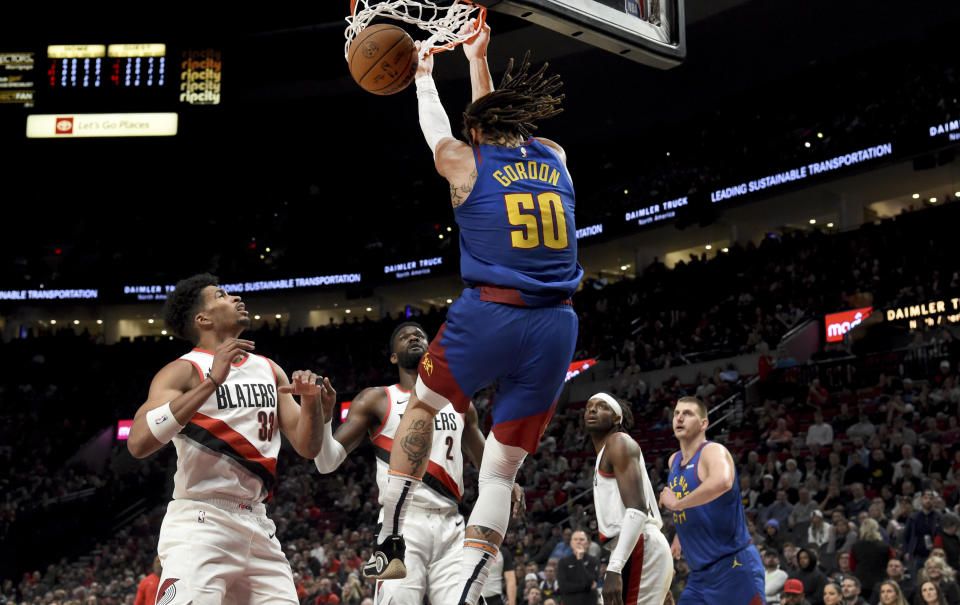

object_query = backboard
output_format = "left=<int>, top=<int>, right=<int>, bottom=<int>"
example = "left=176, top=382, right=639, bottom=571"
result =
left=477, top=0, right=685, bottom=68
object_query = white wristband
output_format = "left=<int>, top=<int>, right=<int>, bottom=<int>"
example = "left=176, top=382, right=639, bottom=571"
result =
left=416, top=75, right=453, bottom=155
left=314, top=420, right=347, bottom=473
left=145, top=402, right=185, bottom=444
left=607, top=508, right=648, bottom=574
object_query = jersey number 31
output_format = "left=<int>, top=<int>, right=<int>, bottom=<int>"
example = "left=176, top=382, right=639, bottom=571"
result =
left=505, top=192, right=569, bottom=250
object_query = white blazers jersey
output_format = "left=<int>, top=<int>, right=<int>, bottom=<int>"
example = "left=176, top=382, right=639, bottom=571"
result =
left=594, top=436, right=662, bottom=542
left=373, top=384, right=464, bottom=509
left=172, top=349, right=280, bottom=503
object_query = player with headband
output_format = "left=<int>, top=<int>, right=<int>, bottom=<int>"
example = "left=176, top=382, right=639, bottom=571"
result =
left=584, top=393, right=673, bottom=605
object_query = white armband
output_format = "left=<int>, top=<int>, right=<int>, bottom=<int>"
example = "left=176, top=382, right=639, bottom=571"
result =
left=607, top=508, right=648, bottom=574
left=416, top=76, right=453, bottom=156
left=145, top=402, right=185, bottom=444
left=314, top=420, right=347, bottom=473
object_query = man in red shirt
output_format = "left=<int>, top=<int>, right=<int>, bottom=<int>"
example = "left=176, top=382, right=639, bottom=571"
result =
left=314, top=578, right=340, bottom=604
left=134, top=557, right=161, bottom=605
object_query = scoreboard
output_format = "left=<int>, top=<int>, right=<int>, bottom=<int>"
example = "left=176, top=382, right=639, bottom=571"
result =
left=2, top=41, right=222, bottom=138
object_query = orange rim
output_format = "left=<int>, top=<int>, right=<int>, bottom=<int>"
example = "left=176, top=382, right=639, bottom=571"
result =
left=427, top=1, right=487, bottom=55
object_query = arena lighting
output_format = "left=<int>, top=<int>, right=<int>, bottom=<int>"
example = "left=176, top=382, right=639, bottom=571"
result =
left=804, top=142, right=811, bottom=148
left=274, top=314, right=281, bottom=319
left=260, top=254, right=265, bottom=259
left=721, top=247, right=729, bottom=253
left=912, top=193, right=920, bottom=199
left=955, top=192, right=960, bottom=198
left=620, top=264, right=629, bottom=270
left=446, top=227, right=452, bottom=232
left=254, top=314, right=261, bottom=320
left=161, top=330, right=167, bottom=335
left=446, top=298, right=453, bottom=304
left=809, top=219, right=816, bottom=224
left=265, top=247, right=271, bottom=252
left=365, top=307, right=372, bottom=312
left=827, top=222, right=835, bottom=228
left=624, top=189, right=629, bottom=194
left=705, top=245, right=712, bottom=250
left=96, top=319, right=103, bottom=325
left=929, top=198, right=938, bottom=204
left=50, top=319, right=57, bottom=324
left=345, top=309, right=352, bottom=314
left=817, top=132, right=824, bottom=138
left=147, top=318, right=154, bottom=324
left=439, top=234, right=444, bottom=239
left=73, top=320, right=79, bottom=325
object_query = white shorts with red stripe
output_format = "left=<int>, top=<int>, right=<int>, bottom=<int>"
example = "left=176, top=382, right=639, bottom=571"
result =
left=156, top=498, right=298, bottom=605
left=619, top=528, right=674, bottom=605
left=375, top=505, right=465, bottom=604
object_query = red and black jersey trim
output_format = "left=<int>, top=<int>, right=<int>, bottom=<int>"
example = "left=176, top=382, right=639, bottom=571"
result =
left=372, top=435, right=461, bottom=502
left=181, top=412, right=277, bottom=493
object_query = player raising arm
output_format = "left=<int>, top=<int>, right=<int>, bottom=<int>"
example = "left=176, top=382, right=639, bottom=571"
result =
left=127, top=273, right=334, bottom=605
left=367, top=22, right=582, bottom=605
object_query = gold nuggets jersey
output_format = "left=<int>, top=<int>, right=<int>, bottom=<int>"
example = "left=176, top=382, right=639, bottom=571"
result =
left=594, top=440, right=663, bottom=541
left=173, top=348, right=280, bottom=503
left=372, top=384, right=465, bottom=509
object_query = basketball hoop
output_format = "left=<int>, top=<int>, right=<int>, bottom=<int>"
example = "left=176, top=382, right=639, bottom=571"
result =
left=345, top=0, right=486, bottom=61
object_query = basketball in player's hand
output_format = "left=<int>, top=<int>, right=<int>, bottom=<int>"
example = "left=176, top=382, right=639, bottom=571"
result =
left=348, top=24, right=418, bottom=95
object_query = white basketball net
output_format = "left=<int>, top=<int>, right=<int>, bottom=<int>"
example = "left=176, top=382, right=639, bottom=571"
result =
left=345, top=0, right=486, bottom=61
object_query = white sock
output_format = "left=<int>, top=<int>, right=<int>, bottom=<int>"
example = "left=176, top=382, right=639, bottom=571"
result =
left=378, top=471, right=421, bottom=542
left=458, top=539, right=499, bottom=605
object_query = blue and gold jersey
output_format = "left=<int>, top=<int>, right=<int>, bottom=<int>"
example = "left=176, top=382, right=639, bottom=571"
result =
left=666, top=441, right=752, bottom=572
left=455, top=140, right=583, bottom=307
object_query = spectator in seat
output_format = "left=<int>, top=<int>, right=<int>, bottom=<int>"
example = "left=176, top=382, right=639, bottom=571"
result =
left=809, top=510, right=834, bottom=548
left=874, top=579, right=908, bottom=605
left=893, top=445, right=923, bottom=483
left=871, top=559, right=915, bottom=605
left=808, top=410, right=835, bottom=447
left=765, top=548, right=789, bottom=604
left=783, top=578, right=813, bottom=605
left=793, top=548, right=829, bottom=605
left=917, top=556, right=960, bottom=605
left=848, top=414, right=877, bottom=441
left=934, top=514, right=960, bottom=572
left=840, top=575, right=870, bottom=605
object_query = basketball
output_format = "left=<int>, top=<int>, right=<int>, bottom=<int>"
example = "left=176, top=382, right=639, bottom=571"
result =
left=347, top=24, right=418, bottom=96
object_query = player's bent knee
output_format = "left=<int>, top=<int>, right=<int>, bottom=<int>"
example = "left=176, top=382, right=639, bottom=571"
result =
left=414, top=376, right=451, bottom=412
left=471, top=433, right=527, bottom=536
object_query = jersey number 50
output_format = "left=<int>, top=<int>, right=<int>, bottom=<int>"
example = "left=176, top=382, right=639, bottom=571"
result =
left=505, top=192, right=569, bottom=250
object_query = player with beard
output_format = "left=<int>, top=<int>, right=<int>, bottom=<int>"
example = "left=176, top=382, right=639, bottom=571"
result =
left=584, top=393, right=673, bottom=605
left=314, top=322, right=517, bottom=604
left=127, top=273, right=332, bottom=604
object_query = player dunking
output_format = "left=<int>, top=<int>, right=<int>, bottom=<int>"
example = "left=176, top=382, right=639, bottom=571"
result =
left=660, top=396, right=765, bottom=605
left=314, top=322, right=521, bottom=603
left=365, top=23, right=582, bottom=605
left=127, top=273, right=334, bottom=605
left=584, top=393, right=672, bottom=605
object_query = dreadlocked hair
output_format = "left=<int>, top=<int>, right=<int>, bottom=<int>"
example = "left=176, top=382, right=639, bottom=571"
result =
left=461, top=51, right=564, bottom=142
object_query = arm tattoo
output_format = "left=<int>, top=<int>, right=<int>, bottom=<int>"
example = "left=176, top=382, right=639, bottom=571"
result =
left=467, top=525, right=501, bottom=540
left=450, top=168, right=478, bottom=208
left=400, top=419, right=432, bottom=472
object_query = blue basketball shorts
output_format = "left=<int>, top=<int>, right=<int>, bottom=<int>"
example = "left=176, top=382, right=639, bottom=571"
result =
left=678, top=544, right=765, bottom=605
left=416, top=286, right=578, bottom=453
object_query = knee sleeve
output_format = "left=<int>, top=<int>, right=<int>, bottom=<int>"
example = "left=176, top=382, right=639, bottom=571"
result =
left=469, top=433, right=527, bottom=537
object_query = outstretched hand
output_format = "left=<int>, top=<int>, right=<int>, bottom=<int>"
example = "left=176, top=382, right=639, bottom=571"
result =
left=279, top=371, right=336, bottom=414
left=461, top=19, right=490, bottom=61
